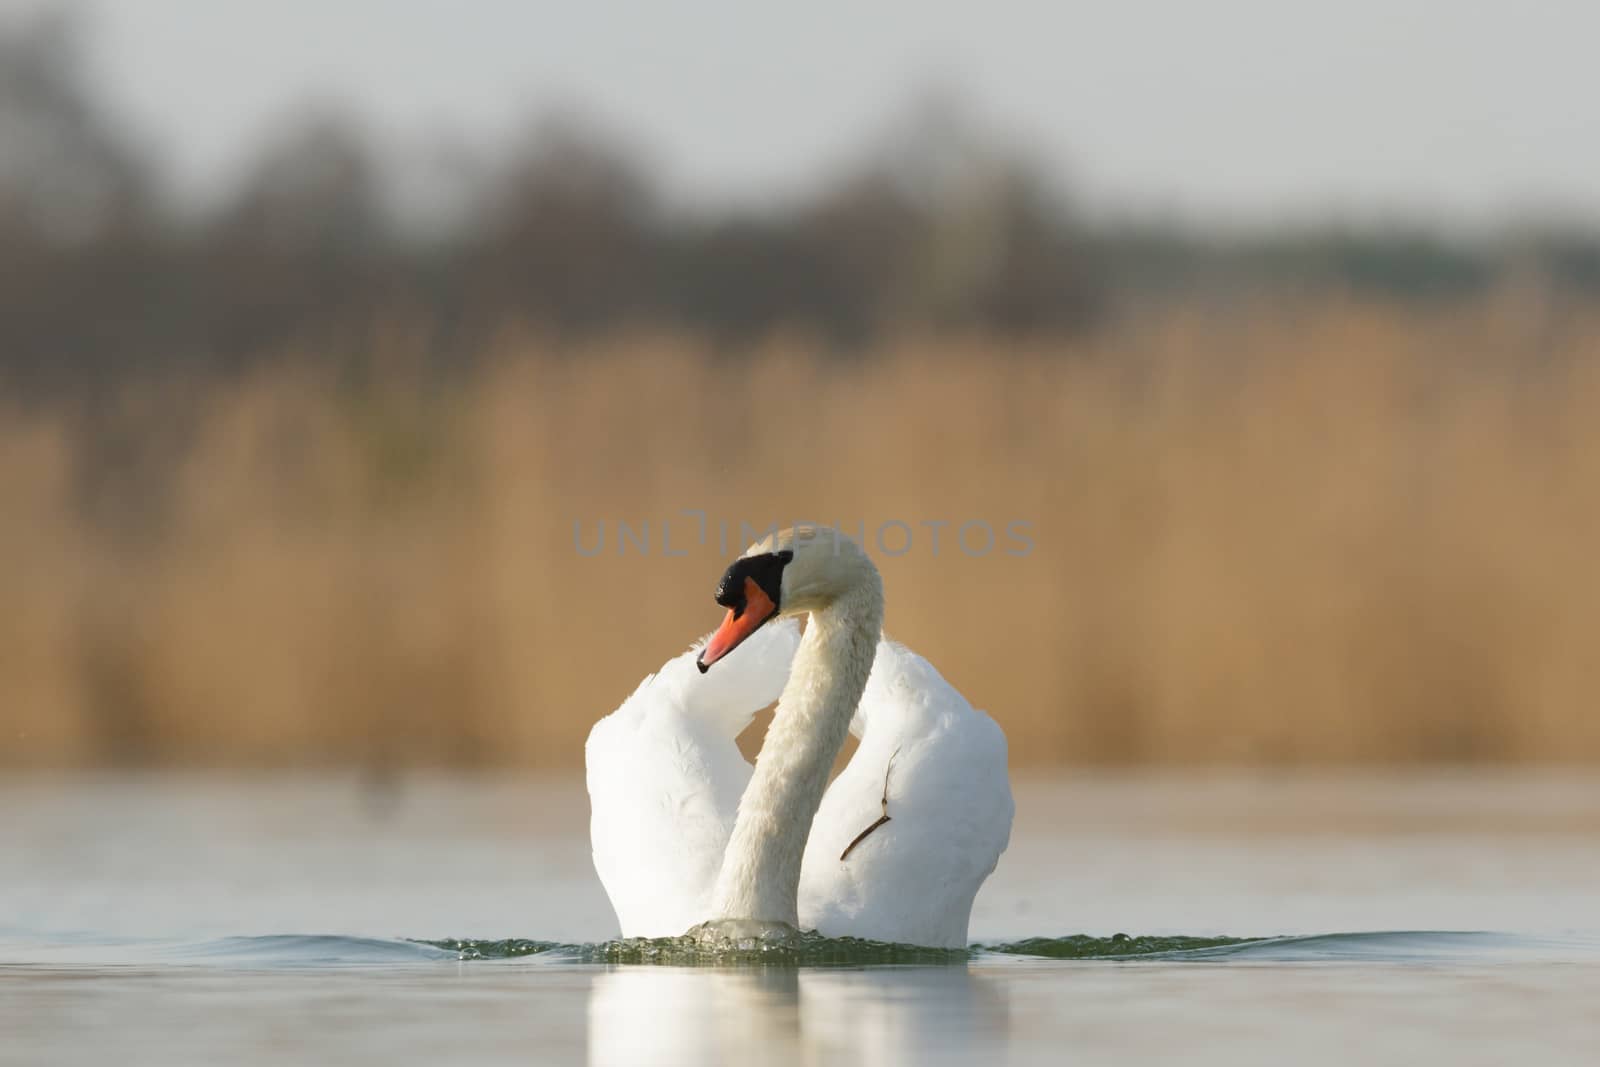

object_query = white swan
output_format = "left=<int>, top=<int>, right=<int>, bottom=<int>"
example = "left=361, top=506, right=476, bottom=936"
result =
left=585, top=526, right=1013, bottom=948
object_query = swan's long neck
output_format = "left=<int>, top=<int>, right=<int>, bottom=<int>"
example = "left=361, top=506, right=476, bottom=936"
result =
left=709, top=585, right=882, bottom=926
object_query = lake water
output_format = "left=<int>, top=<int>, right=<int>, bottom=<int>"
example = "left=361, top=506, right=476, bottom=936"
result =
left=3, top=772, right=1598, bottom=1065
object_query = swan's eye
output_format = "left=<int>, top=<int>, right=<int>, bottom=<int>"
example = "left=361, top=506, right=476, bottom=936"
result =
left=712, top=551, right=790, bottom=613
left=740, top=551, right=790, bottom=609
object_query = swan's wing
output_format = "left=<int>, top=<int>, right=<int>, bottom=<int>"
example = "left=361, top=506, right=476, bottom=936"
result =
left=586, top=711, right=751, bottom=938
left=586, top=619, right=799, bottom=938
left=800, top=639, right=1014, bottom=948
left=671, top=617, right=802, bottom=738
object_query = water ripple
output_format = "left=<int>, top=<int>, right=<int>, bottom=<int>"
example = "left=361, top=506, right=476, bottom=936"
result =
left=414, top=928, right=1600, bottom=966
left=8, top=929, right=1597, bottom=970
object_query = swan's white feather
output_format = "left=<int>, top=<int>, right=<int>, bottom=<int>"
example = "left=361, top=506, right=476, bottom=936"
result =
left=799, top=639, right=1013, bottom=947
left=586, top=627, right=1012, bottom=946
left=584, top=619, right=800, bottom=938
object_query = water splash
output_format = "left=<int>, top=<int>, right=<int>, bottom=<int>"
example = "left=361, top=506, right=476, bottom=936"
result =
left=420, top=931, right=1268, bottom=965
left=416, top=929, right=1596, bottom=966
left=984, top=933, right=1261, bottom=959
left=421, top=931, right=969, bottom=965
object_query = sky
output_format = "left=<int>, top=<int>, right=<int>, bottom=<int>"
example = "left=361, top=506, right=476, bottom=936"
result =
left=10, top=0, right=1600, bottom=227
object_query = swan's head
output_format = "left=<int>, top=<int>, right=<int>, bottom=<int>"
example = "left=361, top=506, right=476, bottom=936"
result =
left=695, top=525, right=880, bottom=673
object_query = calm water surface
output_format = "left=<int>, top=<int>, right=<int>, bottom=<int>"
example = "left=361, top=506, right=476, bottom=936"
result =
left=3, top=772, right=1598, bottom=1065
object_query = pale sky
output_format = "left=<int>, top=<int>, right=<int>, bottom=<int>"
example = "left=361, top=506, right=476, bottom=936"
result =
left=12, top=0, right=1600, bottom=226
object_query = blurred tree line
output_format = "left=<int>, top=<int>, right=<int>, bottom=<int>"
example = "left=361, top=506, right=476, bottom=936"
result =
left=3, top=11, right=1598, bottom=396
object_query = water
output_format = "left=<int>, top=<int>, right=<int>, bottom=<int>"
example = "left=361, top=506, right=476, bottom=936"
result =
left=3, top=772, right=1599, bottom=1064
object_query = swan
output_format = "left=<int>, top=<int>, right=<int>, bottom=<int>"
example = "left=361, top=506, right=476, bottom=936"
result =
left=585, top=526, right=1013, bottom=947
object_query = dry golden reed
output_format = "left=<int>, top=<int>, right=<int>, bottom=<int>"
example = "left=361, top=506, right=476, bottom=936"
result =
left=4, top=298, right=1600, bottom=768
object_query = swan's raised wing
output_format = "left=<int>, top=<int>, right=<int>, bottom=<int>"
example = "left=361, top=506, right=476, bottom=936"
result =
left=799, top=638, right=1013, bottom=948
left=586, top=619, right=800, bottom=938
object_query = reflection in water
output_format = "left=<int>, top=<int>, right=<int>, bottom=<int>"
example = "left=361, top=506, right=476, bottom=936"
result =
left=587, top=965, right=1008, bottom=1067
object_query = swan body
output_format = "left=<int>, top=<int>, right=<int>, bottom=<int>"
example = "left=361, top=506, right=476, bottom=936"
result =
left=798, top=640, right=1012, bottom=947
left=585, top=527, right=1013, bottom=948
left=585, top=620, right=800, bottom=938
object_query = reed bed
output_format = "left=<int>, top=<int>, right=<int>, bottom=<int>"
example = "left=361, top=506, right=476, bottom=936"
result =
left=5, top=298, right=1599, bottom=767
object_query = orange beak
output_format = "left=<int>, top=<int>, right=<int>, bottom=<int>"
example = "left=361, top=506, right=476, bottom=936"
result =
left=696, top=577, right=778, bottom=673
